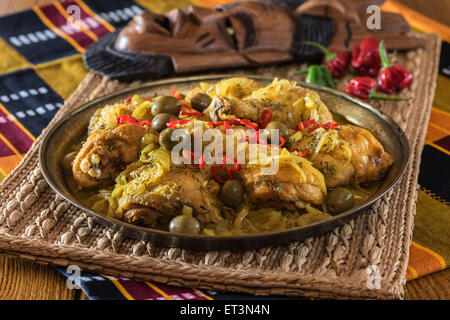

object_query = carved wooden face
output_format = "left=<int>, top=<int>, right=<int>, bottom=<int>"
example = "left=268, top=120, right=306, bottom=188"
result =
left=114, top=2, right=296, bottom=72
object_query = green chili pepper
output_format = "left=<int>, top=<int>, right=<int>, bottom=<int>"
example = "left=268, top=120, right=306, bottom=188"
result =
left=295, top=65, right=337, bottom=89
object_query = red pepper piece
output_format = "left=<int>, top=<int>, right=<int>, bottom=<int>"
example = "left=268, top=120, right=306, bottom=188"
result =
left=377, top=41, right=413, bottom=94
left=233, top=118, right=258, bottom=130
left=180, top=104, right=205, bottom=116
left=211, top=156, right=241, bottom=183
left=225, top=158, right=241, bottom=179
left=172, top=88, right=181, bottom=100
left=222, top=121, right=231, bottom=130
left=208, top=120, right=231, bottom=130
left=345, top=77, right=412, bottom=102
left=116, top=115, right=151, bottom=127
left=257, top=109, right=273, bottom=128
left=351, top=38, right=382, bottom=77
left=296, top=119, right=316, bottom=131
left=208, top=118, right=258, bottom=131
left=298, top=150, right=309, bottom=158
left=303, top=41, right=350, bottom=78
left=321, top=120, right=340, bottom=130
left=289, top=148, right=309, bottom=158
left=117, top=115, right=138, bottom=125
left=124, top=97, right=132, bottom=104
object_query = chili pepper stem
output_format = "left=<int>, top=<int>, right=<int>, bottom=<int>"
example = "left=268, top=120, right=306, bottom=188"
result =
left=303, top=41, right=337, bottom=62
left=368, top=90, right=412, bottom=101
left=294, top=68, right=309, bottom=75
left=379, top=40, right=393, bottom=70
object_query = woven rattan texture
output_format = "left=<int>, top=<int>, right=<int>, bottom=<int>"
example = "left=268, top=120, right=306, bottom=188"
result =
left=0, top=33, right=440, bottom=299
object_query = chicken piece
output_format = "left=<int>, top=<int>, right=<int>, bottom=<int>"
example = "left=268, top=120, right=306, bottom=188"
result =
left=291, top=125, right=393, bottom=187
left=206, top=92, right=333, bottom=128
left=88, top=102, right=136, bottom=133
left=115, top=164, right=222, bottom=226
left=204, top=78, right=333, bottom=127
left=238, top=149, right=327, bottom=208
left=72, top=124, right=147, bottom=188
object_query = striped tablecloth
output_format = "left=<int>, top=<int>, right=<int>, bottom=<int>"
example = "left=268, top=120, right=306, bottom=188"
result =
left=0, top=0, right=448, bottom=300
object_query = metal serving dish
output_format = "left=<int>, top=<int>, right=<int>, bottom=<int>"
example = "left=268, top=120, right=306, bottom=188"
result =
left=39, top=75, right=409, bottom=251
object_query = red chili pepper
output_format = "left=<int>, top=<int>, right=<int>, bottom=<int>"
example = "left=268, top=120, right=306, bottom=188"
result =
left=303, top=41, right=350, bottom=78
left=236, top=118, right=258, bottom=130
left=116, top=115, right=151, bottom=127
left=321, top=120, right=340, bottom=130
left=309, top=120, right=340, bottom=131
left=297, top=119, right=316, bottom=131
left=208, top=120, right=231, bottom=130
left=172, top=88, right=181, bottom=100
left=257, top=109, right=273, bottom=128
left=299, top=150, right=309, bottom=158
left=124, top=97, right=132, bottom=104
left=289, top=148, right=309, bottom=158
left=351, top=38, right=382, bottom=77
left=208, top=118, right=258, bottom=131
left=224, top=157, right=241, bottom=178
left=143, top=98, right=152, bottom=101
left=377, top=41, right=413, bottom=94
left=166, top=118, right=192, bottom=128
left=180, top=104, right=205, bottom=116
left=211, top=156, right=241, bottom=183
left=344, top=77, right=412, bottom=102
left=279, top=137, right=285, bottom=148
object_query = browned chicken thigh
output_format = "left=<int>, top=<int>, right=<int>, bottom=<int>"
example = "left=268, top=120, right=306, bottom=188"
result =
left=115, top=165, right=222, bottom=226
left=207, top=95, right=333, bottom=128
left=238, top=150, right=327, bottom=209
left=72, top=124, right=147, bottom=188
left=202, top=78, right=333, bottom=127
left=291, top=125, right=393, bottom=188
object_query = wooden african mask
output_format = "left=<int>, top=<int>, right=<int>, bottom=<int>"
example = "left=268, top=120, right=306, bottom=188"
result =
left=114, top=3, right=296, bottom=73
left=84, top=0, right=426, bottom=80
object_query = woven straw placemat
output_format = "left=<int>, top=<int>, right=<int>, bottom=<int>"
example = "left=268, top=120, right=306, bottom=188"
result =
left=0, top=33, right=440, bottom=299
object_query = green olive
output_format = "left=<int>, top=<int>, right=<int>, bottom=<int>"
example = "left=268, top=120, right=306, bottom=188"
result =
left=190, top=93, right=212, bottom=112
left=62, top=152, right=76, bottom=173
left=219, top=179, right=244, bottom=208
left=169, top=215, right=201, bottom=234
left=264, top=121, right=289, bottom=142
left=326, top=188, right=355, bottom=214
left=159, top=128, right=190, bottom=151
left=159, top=128, right=176, bottom=151
left=151, top=96, right=181, bottom=116
left=151, top=113, right=177, bottom=132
